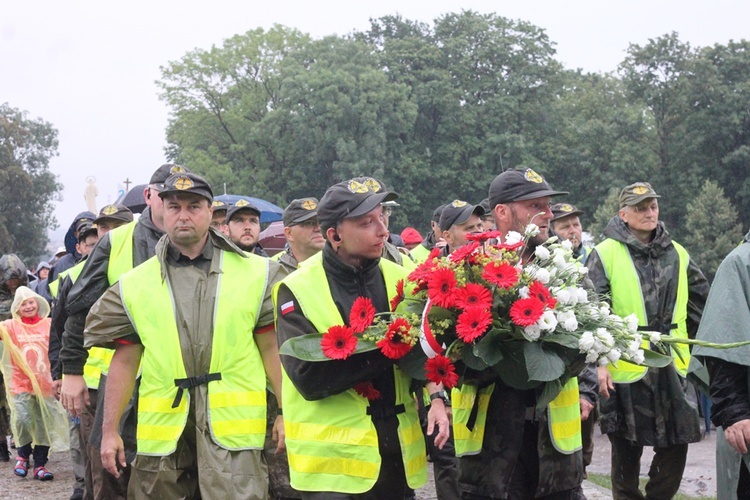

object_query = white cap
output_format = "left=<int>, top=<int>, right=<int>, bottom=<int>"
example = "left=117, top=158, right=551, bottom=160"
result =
left=55, top=246, right=66, bottom=256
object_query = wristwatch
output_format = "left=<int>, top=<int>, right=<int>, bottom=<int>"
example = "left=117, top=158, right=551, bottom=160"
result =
left=429, top=390, right=450, bottom=406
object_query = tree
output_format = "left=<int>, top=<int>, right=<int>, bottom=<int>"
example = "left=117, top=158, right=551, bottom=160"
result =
left=0, top=103, right=62, bottom=262
left=684, top=180, right=743, bottom=281
left=588, top=187, right=620, bottom=243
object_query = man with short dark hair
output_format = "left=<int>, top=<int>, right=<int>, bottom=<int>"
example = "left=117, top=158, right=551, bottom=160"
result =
left=410, top=204, right=446, bottom=264
left=438, top=200, right=484, bottom=254
left=550, top=203, right=586, bottom=262
left=210, top=199, right=229, bottom=229
left=222, top=200, right=268, bottom=257
left=92, top=204, right=133, bottom=237
left=90, top=172, right=285, bottom=499
left=276, top=198, right=324, bottom=275
left=275, top=179, right=449, bottom=498
left=587, top=182, right=709, bottom=500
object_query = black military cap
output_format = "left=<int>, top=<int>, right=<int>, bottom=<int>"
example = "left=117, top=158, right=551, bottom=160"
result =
left=211, top=199, right=229, bottom=213
left=489, top=168, right=568, bottom=208
left=619, top=182, right=660, bottom=208
left=318, top=179, right=398, bottom=234
left=77, top=222, right=98, bottom=242
left=93, top=204, right=134, bottom=225
left=283, top=198, right=319, bottom=227
left=432, top=204, right=446, bottom=223
left=550, top=203, right=584, bottom=222
left=74, top=217, right=95, bottom=234
left=225, top=199, right=261, bottom=223
left=158, top=172, right=213, bottom=202
left=439, top=200, right=485, bottom=231
left=352, top=176, right=401, bottom=207
left=149, top=164, right=188, bottom=189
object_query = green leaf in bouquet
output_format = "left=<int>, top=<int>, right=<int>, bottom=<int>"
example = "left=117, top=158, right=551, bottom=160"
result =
left=279, top=334, right=378, bottom=361
left=404, top=299, right=426, bottom=316
left=428, top=305, right=455, bottom=322
left=524, top=342, right=566, bottom=382
left=396, top=344, right=429, bottom=380
left=540, top=332, right=580, bottom=350
left=473, top=329, right=506, bottom=366
left=492, top=342, right=540, bottom=390
left=637, top=348, right=674, bottom=368
left=536, top=378, right=564, bottom=411
left=460, top=342, right=492, bottom=371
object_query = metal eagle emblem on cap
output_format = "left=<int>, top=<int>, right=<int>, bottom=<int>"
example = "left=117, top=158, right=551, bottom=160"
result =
left=363, top=178, right=382, bottom=192
left=212, top=200, right=226, bottom=207
left=451, top=200, right=468, bottom=208
left=174, top=176, right=194, bottom=190
left=559, top=204, right=573, bottom=212
left=235, top=199, right=250, bottom=207
left=102, top=205, right=118, bottom=215
left=302, top=199, right=317, bottom=210
left=524, top=169, right=544, bottom=184
left=632, top=185, right=649, bottom=195
left=347, top=180, right=369, bottom=194
left=170, top=165, right=186, bottom=175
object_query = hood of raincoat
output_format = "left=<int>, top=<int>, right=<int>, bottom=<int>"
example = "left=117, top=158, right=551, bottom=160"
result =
left=0, top=253, right=28, bottom=292
left=11, top=286, right=50, bottom=320
left=601, top=215, right=673, bottom=259
left=64, top=211, right=96, bottom=255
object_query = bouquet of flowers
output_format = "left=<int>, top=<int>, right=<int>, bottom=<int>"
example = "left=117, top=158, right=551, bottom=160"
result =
left=279, top=224, right=749, bottom=406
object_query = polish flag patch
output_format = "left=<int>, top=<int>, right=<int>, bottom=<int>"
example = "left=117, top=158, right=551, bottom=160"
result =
left=281, top=301, right=295, bottom=315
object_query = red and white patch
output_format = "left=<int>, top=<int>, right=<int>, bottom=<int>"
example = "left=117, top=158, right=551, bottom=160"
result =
left=280, top=301, right=295, bottom=315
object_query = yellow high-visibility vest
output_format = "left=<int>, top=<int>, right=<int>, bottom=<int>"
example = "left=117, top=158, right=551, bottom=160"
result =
left=120, top=250, right=269, bottom=455
left=276, top=257, right=427, bottom=494
left=595, top=238, right=690, bottom=382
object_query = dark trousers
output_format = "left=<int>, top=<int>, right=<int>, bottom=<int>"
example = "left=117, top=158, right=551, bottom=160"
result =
left=18, top=442, right=50, bottom=466
left=609, top=434, right=687, bottom=500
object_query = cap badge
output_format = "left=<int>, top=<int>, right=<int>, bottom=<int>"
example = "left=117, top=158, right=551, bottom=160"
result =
left=102, top=205, right=118, bottom=216
left=347, top=180, right=369, bottom=194
left=524, top=169, right=544, bottom=184
left=451, top=200, right=467, bottom=208
left=212, top=200, right=225, bottom=207
left=170, top=165, right=186, bottom=175
left=302, top=199, right=317, bottom=210
left=235, top=199, right=250, bottom=207
left=174, top=176, right=194, bottom=190
left=632, top=185, right=649, bottom=195
left=560, top=204, right=573, bottom=212
left=363, top=178, right=382, bottom=192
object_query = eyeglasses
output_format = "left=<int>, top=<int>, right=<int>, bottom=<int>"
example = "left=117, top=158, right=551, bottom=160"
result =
left=383, top=207, right=393, bottom=216
left=297, top=219, right=320, bottom=229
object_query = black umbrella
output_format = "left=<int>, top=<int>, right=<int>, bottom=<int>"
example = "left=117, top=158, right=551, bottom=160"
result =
left=116, top=184, right=147, bottom=213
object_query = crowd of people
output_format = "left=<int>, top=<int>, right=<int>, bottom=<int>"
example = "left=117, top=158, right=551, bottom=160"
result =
left=0, top=163, right=748, bottom=500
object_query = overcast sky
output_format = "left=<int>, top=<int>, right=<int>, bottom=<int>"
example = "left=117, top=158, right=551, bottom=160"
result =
left=2, top=0, right=748, bottom=248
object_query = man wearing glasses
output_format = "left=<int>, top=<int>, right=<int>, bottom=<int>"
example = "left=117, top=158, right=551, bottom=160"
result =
left=276, top=198, right=325, bottom=275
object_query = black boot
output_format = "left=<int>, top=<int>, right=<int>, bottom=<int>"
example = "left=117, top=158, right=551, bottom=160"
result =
left=0, top=440, right=10, bottom=462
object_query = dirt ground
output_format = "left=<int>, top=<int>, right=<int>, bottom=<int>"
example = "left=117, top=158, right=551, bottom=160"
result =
left=0, top=431, right=719, bottom=499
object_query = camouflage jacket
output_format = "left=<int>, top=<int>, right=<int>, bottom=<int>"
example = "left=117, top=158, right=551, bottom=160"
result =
left=0, top=254, right=28, bottom=321
left=587, top=216, right=709, bottom=446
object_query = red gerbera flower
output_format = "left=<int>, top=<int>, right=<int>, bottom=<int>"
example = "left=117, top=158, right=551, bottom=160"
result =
left=448, top=241, right=480, bottom=262
left=427, top=267, right=458, bottom=308
left=455, top=283, right=493, bottom=310
left=509, top=298, right=545, bottom=327
left=321, top=325, right=358, bottom=360
left=390, top=279, right=405, bottom=311
left=456, top=308, right=492, bottom=342
left=466, top=230, right=503, bottom=242
left=482, top=261, right=519, bottom=289
left=353, top=382, right=381, bottom=400
left=349, top=297, right=376, bottom=333
left=377, top=318, right=414, bottom=359
left=529, top=281, right=557, bottom=309
left=425, top=354, right=459, bottom=389
left=492, top=241, right=525, bottom=252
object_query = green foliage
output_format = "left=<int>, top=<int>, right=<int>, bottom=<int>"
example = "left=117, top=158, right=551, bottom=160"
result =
left=0, top=103, right=62, bottom=262
left=684, top=180, right=744, bottom=281
left=588, top=188, right=621, bottom=242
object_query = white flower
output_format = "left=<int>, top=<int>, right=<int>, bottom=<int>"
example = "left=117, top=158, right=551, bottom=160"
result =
left=531, top=267, right=551, bottom=284
left=598, top=356, right=610, bottom=366
left=535, top=246, right=551, bottom=261
left=524, top=224, right=540, bottom=237
left=577, top=266, right=589, bottom=275
left=585, top=349, right=599, bottom=363
left=561, top=239, right=573, bottom=251
left=505, top=231, right=523, bottom=245
left=607, top=349, right=622, bottom=363
left=518, top=286, right=530, bottom=299
left=649, top=332, right=661, bottom=344
left=552, top=249, right=568, bottom=269
left=609, top=315, right=623, bottom=328
left=575, top=288, right=589, bottom=304
left=630, top=349, right=645, bottom=365
left=555, top=289, right=571, bottom=305
left=524, top=324, right=541, bottom=340
left=560, top=311, right=579, bottom=332
left=585, top=304, right=600, bottom=320
left=627, top=339, right=642, bottom=356
left=599, top=304, right=611, bottom=316
left=537, top=310, right=558, bottom=331
left=579, top=331, right=595, bottom=352
left=624, top=314, right=639, bottom=333
left=596, top=328, right=614, bottom=348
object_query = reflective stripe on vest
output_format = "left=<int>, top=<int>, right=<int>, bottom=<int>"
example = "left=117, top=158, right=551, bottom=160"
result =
left=451, top=383, right=495, bottom=457
left=276, top=257, right=427, bottom=493
left=120, top=250, right=269, bottom=456
left=107, top=222, right=136, bottom=285
left=452, top=378, right=581, bottom=456
left=595, top=238, right=690, bottom=381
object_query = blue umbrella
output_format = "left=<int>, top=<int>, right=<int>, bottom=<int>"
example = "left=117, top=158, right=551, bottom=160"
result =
left=215, top=194, right=284, bottom=224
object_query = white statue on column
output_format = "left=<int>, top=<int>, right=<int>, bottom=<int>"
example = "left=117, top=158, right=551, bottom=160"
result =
left=84, top=176, right=98, bottom=214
